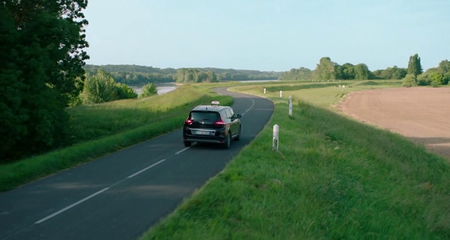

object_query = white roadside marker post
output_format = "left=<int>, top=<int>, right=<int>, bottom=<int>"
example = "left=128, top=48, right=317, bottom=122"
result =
left=289, top=95, right=292, bottom=117
left=280, top=90, right=283, bottom=98
left=264, top=88, right=266, bottom=94
left=273, top=124, right=279, bottom=151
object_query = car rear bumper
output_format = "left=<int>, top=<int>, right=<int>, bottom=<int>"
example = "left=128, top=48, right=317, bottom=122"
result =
left=183, top=137, right=225, bottom=144
left=183, top=131, right=226, bottom=142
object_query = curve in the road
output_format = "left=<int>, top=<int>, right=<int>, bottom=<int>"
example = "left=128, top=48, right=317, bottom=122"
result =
left=0, top=88, right=274, bottom=240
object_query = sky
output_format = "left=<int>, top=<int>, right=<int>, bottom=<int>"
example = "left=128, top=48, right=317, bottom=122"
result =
left=83, top=0, right=450, bottom=72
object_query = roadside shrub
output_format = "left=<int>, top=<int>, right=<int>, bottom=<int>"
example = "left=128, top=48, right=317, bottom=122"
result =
left=116, top=83, right=138, bottom=99
left=402, top=74, right=417, bottom=87
left=417, top=73, right=431, bottom=86
left=140, top=83, right=158, bottom=98
left=80, top=70, right=138, bottom=104
left=430, top=72, right=444, bottom=86
left=431, top=81, right=440, bottom=88
left=80, top=70, right=118, bottom=104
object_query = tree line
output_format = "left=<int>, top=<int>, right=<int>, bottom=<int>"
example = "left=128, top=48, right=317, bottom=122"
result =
left=84, top=65, right=282, bottom=84
left=403, top=54, right=450, bottom=87
left=280, top=57, right=407, bottom=81
left=280, top=55, right=450, bottom=87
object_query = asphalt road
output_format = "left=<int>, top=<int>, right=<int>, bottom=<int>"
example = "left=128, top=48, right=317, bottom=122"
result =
left=0, top=88, right=274, bottom=240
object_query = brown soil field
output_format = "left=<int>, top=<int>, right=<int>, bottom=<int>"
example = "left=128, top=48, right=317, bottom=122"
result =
left=339, top=87, right=450, bottom=160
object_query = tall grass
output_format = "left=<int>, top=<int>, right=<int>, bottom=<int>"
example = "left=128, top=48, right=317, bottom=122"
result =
left=0, top=85, right=232, bottom=192
left=141, top=82, right=450, bottom=239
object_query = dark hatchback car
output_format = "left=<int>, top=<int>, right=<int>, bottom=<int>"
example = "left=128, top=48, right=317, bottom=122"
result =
left=183, top=101, right=241, bottom=148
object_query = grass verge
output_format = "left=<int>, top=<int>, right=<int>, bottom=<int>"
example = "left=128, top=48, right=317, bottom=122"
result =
left=0, top=85, right=232, bottom=192
left=141, top=82, right=450, bottom=239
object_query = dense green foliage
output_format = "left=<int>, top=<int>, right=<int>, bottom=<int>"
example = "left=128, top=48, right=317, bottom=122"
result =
left=80, top=69, right=137, bottom=104
left=140, top=83, right=158, bottom=97
left=84, top=64, right=176, bottom=84
left=0, top=0, right=89, bottom=162
left=280, top=55, right=447, bottom=87
left=313, top=57, right=337, bottom=80
left=405, top=59, right=450, bottom=87
left=280, top=67, right=312, bottom=80
left=175, top=68, right=219, bottom=83
left=207, top=68, right=281, bottom=81
left=402, top=74, right=418, bottom=87
left=372, top=66, right=407, bottom=79
left=408, top=53, right=423, bottom=80
left=280, top=57, right=378, bottom=81
left=84, top=65, right=282, bottom=85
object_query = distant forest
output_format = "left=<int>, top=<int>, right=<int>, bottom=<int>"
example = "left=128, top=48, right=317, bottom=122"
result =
left=84, top=65, right=282, bottom=85
left=85, top=56, right=450, bottom=87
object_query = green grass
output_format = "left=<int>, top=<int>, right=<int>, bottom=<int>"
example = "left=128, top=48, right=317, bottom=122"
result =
left=0, top=85, right=232, bottom=192
left=4, top=79, right=450, bottom=239
left=140, top=80, right=450, bottom=239
left=231, top=80, right=402, bottom=109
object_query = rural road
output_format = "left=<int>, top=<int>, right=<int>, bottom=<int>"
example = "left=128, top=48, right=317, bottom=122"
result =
left=0, top=88, right=274, bottom=240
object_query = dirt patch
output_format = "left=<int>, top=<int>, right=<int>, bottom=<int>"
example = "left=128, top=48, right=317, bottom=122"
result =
left=339, top=87, right=450, bottom=159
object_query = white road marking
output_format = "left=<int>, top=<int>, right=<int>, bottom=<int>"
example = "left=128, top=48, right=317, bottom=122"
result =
left=127, top=159, right=166, bottom=178
left=35, top=159, right=167, bottom=224
left=175, top=147, right=190, bottom=155
left=241, top=97, right=255, bottom=116
left=32, top=91, right=258, bottom=226
left=35, top=188, right=109, bottom=224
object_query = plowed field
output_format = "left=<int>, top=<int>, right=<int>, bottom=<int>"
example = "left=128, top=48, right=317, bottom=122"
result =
left=339, top=87, right=450, bottom=159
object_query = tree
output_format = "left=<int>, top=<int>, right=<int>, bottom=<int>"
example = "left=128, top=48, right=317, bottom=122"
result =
left=207, top=71, right=218, bottom=82
left=391, top=66, right=407, bottom=79
left=0, top=0, right=89, bottom=161
left=280, top=67, right=312, bottom=80
left=313, top=57, right=336, bottom=80
left=140, top=83, right=158, bottom=98
left=353, top=64, right=370, bottom=80
left=437, top=60, right=450, bottom=74
left=407, top=54, right=423, bottom=80
left=339, top=63, right=355, bottom=80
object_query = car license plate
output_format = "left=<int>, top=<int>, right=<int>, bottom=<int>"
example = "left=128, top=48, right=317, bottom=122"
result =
left=194, top=130, right=212, bottom=135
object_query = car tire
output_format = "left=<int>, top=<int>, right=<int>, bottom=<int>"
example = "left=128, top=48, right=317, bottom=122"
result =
left=235, top=126, right=241, bottom=141
left=184, top=141, right=191, bottom=147
left=223, top=132, right=231, bottom=149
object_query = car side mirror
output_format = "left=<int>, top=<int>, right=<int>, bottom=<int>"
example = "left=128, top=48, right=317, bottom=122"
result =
left=236, top=114, right=242, bottom=119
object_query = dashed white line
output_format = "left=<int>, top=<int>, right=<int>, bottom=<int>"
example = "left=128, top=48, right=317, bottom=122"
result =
left=35, top=159, right=167, bottom=224
left=32, top=91, right=257, bottom=226
left=175, top=147, right=190, bottom=155
left=127, top=159, right=166, bottom=178
left=35, top=187, right=110, bottom=224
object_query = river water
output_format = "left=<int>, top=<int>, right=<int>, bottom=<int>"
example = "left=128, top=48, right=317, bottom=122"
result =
left=131, top=80, right=279, bottom=96
left=130, top=83, right=177, bottom=96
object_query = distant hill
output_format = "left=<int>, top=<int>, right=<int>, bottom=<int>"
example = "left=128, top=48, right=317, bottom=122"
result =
left=84, top=64, right=282, bottom=85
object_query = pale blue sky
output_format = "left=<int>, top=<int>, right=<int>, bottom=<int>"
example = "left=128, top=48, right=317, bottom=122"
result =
left=84, top=0, right=449, bottom=72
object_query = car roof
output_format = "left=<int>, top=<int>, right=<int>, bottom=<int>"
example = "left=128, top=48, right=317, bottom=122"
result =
left=191, top=105, right=230, bottom=112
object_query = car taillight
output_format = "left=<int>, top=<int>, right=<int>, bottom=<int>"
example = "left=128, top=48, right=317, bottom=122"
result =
left=185, top=119, right=193, bottom=125
left=214, top=120, right=225, bottom=126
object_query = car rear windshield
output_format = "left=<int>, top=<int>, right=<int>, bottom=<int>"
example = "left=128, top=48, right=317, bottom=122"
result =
left=190, top=111, right=220, bottom=121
